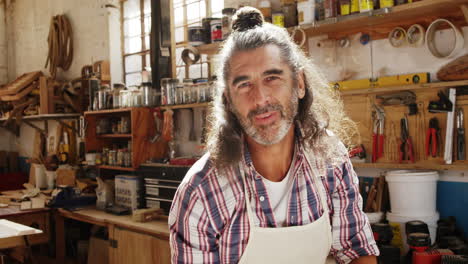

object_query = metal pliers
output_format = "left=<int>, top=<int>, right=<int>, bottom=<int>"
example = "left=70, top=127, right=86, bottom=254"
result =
left=399, top=116, right=414, bottom=163
left=425, top=117, right=441, bottom=157
left=372, top=105, right=385, bottom=163
left=457, top=108, right=465, bottom=160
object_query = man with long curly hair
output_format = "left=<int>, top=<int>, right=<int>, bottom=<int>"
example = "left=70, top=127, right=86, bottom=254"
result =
left=169, top=7, right=379, bottom=264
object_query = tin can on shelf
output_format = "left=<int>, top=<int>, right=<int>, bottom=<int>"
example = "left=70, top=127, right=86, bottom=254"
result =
left=108, top=150, right=117, bottom=166
left=102, top=148, right=109, bottom=165
left=124, top=151, right=132, bottom=167
left=188, top=26, right=205, bottom=46
left=117, top=149, right=124, bottom=167
left=160, top=78, right=171, bottom=105
left=210, top=19, right=222, bottom=42
left=272, top=12, right=284, bottom=27
left=120, top=116, right=130, bottom=134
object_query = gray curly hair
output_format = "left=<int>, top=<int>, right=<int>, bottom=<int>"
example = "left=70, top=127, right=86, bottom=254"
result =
left=205, top=8, right=358, bottom=168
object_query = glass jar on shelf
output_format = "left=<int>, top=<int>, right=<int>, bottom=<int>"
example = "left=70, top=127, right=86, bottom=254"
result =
left=131, top=89, right=142, bottom=107
left=108, top=150, right=117, bottom=166
left=120, top=90, right=131, bottom=108
left=183, top=79, right=193, bottom=104
left=175, top=83, right=184, bottom=105
left=123, top=150, right=132, bottom=167
left=116, top=149, right=124, bottom=167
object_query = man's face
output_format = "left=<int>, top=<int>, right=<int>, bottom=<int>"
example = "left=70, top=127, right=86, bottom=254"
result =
left=226, top=44, right=305, bottom=145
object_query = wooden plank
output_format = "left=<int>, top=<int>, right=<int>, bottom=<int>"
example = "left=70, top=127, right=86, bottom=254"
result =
left=0, top=82, right=38, bottom=101
left=0, top=71, right=42, bottom=96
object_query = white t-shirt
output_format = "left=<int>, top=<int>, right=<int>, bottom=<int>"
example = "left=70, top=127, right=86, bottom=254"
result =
left=261, top=151, right=296, bottom=227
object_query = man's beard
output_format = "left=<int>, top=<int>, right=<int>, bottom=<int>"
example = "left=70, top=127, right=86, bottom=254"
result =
left=232, top=91, right=299, bottom=145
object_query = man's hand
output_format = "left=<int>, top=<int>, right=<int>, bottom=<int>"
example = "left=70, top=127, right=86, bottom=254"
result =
left=350, top=255, right=377, bottom=264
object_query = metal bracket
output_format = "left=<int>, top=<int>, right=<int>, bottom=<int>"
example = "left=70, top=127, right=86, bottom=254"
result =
left=23, top=120, right=47, bottom=136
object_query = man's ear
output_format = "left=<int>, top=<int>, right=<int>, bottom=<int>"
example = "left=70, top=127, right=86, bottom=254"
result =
left=297, top=71, right=306, bottom=99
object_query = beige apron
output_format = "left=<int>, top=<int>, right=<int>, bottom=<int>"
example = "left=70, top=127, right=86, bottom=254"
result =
left=238, top=153, right=336, bottom=264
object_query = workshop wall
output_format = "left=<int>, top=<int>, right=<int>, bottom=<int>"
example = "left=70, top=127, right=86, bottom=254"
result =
left=4, top=0, right=121, bottom=81
left=307, top=27, right=468, bottom=82
left=0, top=2, right=7, bottom=84
left=0, top=0, right=123, bottom=160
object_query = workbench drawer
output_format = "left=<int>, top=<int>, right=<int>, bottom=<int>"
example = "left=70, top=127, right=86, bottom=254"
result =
left=5, top=211, right=50, bottom=245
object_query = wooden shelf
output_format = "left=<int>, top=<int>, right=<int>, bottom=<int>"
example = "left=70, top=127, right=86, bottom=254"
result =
left=97, top=165, right=137, bottom=171
left=84, top=108, right=133, bottom=115
left=352, top=162, right=468, bottom=171
left=141, top=162, right=191, bottom=168
left=195, top=42, right=221, bottom=56
left=340, top=80, right=468, bottom=96
left=160, top=102, right=212, bottom=110
left=303, top=0, right=468, bottom=39
left=195, top=0, right=468, bottom=55
left=0, top=113, right=80, bottom=122
left=97, top=134, right=132, bottom=138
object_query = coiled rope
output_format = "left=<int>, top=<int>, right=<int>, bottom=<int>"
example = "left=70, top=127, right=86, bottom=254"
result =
left=45, top=15, right=73, bottom=78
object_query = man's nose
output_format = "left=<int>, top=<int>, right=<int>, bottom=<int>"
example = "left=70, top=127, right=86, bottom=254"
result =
left=252, top=82, right=270, bottom=107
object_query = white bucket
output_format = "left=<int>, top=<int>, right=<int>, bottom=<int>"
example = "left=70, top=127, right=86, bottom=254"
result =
left=387, top=211, right=439, bottom=255
left=33, top=164, right=47, bottom=189
left=297, top=0, right=315, bottom=25
left=385, top=170, right=438, bottom=216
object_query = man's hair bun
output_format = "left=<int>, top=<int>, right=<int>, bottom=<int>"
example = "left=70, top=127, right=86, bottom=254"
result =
left=231, top=7, right=264, bottom=32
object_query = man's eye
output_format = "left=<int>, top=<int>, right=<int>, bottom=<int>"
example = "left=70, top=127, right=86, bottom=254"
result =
left=238, top=82, right=250, bottom=89
left=265, top=76, right=279, bottom=82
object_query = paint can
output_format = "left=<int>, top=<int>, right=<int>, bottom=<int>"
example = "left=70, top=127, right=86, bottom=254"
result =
left=188, top=26, right=205, bottom=46
left=210, top=19, right=222, bottom=42
left=359, top=0, right=374, bottom=12
left=272, top=12, right=284, bottom=27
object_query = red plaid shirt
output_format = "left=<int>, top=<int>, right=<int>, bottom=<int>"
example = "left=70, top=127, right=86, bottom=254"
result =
left=169, top=137, right=379, bottom=264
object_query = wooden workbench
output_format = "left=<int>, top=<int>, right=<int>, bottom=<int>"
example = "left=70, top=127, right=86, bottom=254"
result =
left=55, top=207, right=170, bottom=264
left=0, top=206, right=50, bottom=249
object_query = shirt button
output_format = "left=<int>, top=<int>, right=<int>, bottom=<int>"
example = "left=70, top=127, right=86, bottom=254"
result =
left=259, top=196, right=265, bottom=202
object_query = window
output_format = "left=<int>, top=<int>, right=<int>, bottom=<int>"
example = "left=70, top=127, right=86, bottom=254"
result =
left=122, top=0, right=152, bottom=86
left=173, top=0, right=224, bottom=80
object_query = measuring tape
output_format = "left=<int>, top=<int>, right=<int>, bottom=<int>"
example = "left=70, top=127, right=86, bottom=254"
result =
left=389, top=27, right=406, bottom=47
left=426, top=19, right=464, bottom=58
left=181, top=46, right=201, bottom=66
left=407, top=24, right=425, bottom=47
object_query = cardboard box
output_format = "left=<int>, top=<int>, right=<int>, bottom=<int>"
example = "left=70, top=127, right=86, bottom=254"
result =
left=56, top=167, right=77, bottom=187
left=115, top=175, right=141, bottom=211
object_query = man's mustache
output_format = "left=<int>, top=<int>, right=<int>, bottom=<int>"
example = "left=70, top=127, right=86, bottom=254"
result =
left=247, top=104, right=284, bottom=120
